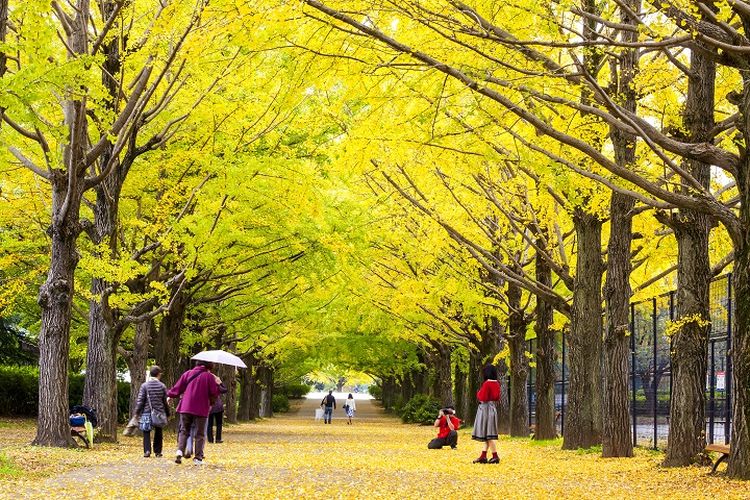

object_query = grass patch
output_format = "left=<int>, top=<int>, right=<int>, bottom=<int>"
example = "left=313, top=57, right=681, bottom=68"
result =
left=0, top=452, right=19, bottom=477
left=528, top=437, right=563, bottom=447
left=575, top=444, right=603, bottom=454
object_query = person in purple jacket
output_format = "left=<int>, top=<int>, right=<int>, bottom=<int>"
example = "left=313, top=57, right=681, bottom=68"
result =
left=167, top=361, right=220, bottom=465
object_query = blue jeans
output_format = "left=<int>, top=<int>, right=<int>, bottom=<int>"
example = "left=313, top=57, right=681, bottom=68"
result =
left=323, top=406, right=333, bottom=423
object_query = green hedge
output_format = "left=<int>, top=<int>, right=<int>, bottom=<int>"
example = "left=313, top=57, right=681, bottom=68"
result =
left=272, top=393, right=290, bottom=413
left=399, top=394, right=440, bottom=424
left=0, top=365, right=130, bottom=422
left=0, top=366, right=38, bottom=416
left=368, top=383, right=382, bottom=400
left=276, top=383, right=311, bottom=399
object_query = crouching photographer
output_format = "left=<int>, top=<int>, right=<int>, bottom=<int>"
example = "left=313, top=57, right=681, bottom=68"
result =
left=427, top=406, right=461, bottom=450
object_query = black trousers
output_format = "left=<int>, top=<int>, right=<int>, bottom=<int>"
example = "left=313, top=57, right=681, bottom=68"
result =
left=208, top=411, right=223, bottom=442
left=428, top=430, right=458, bottom=449
left=143, top=426, right=163, bottom=455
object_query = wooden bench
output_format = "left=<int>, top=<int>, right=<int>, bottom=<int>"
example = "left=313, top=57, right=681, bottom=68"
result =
left=706, top=443, right=730, bottom=473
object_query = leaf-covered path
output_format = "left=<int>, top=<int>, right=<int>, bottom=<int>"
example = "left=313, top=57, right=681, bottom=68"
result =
left=2, top=397, right=750, bottom=499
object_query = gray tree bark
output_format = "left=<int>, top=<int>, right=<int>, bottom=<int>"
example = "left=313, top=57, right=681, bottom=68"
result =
left=507, top=280, right=530, bottom=437
left=563, top=210, right=604, bottom=450
left=534, top=242, right=557, bottom=440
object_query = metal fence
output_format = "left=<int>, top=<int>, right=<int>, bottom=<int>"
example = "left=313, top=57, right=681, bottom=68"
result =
left=526, top=274, right=733, bottom=449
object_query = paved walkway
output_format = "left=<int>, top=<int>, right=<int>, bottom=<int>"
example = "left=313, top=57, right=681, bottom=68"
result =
left=290, top=392, right=385, bottom=422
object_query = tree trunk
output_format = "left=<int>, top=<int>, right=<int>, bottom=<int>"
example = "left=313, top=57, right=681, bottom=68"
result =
left=413, top=364, right=428, bottom=394
left=600, top=0, right=638, bottom=459
left=125, top=320, right=151, bottom=417
left=663, top=217, right=711, bottom=465
left=467, top=348, right=481, bottom=426
left=33, top=190, right=80, bottom=447
left=498, top=359, right=510, bottom=435
left=433, top=343, right=454, bottom=406
left=83, top=280, right=121, bottom=442
left=507, top=281, right=530, bottom=437
left=258, top=365, right=273, bottom=418
left=403, top=372, right=418, bottom=403
left=563, top=210, right=603, bottom=450
left=454, top=359, right=468, bottom=420
left=218, top=364, right=237, bottom=423
left=238, top=355, right=260, bottom=421
left=534, top=244, right=557, bottom=440
left=32, top=2, right=90, bottom=447
left=662, top=30, right=714, bottom=468
left=82, top=0, right=125, bottom=444
left=602, top=192, right=635, bottom=457
left=154, top=293, right=187, bottom=390
left=728, top=239, right=750, bottom=478
left=0, top=0, right=6, bottom=82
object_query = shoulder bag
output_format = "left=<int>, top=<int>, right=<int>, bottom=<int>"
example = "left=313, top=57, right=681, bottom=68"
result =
left=146, top=384, right=168, bottom=428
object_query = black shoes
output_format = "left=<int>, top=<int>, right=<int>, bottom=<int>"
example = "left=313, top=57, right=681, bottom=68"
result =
left=487, top=457, right=500, bottom=464
left=473, top=457, right=488, bottom=464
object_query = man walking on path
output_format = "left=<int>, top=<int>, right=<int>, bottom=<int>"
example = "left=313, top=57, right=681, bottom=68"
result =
left=167, top=361, right=220, bottom=464
left=321, top=390, right=336, bottom=424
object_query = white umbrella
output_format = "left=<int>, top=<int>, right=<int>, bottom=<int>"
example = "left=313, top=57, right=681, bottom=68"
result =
left=191, top=350, right=247, bottom=368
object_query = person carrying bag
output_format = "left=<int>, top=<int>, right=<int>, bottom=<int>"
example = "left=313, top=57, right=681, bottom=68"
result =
left=135, top=366, right=170, bottom=457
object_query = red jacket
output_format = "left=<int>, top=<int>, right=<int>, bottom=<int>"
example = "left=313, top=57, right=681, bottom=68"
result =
left=168, top=366, right=220, bottom=417
left=436, top=415, right=461, bottom=439
left=477, top=379, right=501, bottom=402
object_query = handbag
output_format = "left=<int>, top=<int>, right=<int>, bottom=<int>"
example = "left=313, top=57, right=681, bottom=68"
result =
left=139, top=412, right=152, bottom=432
left=146, top=386, right=168, bottom=428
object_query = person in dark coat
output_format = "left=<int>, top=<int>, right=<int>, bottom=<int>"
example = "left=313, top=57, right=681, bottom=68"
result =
left=208, top=376, right=228, bottom=443
left=321, top=390, right=336, bottom=424
left=134, top=366, right=170, bottom=458
left=167, top=361, right=220, bottom=465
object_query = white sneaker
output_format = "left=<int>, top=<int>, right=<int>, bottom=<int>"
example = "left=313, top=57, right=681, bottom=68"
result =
left=193, top=458, right=203, bottom=465
left=175, top=450, right=183, bottom=464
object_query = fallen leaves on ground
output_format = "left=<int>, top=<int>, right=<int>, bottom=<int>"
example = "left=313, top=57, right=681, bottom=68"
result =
left=1, top=408, right=749, bottom=499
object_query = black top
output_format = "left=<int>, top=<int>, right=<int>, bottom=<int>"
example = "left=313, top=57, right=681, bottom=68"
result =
left=322, top=394, right=336, bottom=408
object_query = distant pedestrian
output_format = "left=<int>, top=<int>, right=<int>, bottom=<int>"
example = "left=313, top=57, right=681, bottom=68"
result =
left=344, top=393, right=356, bottom=424
left=134, top=366, right=169, bottom=458
left=167, top=361, right=220, bottom=465
left=472, top=364, right=501, bottom=464
left=321, top=390, right=336, bottom=424
left=208, top=374, right=228, bottom=443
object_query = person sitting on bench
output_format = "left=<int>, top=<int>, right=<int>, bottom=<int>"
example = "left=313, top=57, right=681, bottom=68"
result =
left=428, top=406, right=461, bottom=449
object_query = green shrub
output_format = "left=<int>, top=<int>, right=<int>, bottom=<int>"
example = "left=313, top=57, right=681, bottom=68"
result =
left=0, top=451, right=18, bottom=478
left=0, top=365, right=130, bottom=422
left=399, top=394, right=440, bottom=424
left=117, top=381, right=131, bottom=421
left=368, top=384, right=382, bottom=400
left=277, top=383, right=311, bottom=399
left=0, top=365, right=38, bottom=416
left=272, top=393, right=290, bottom=413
